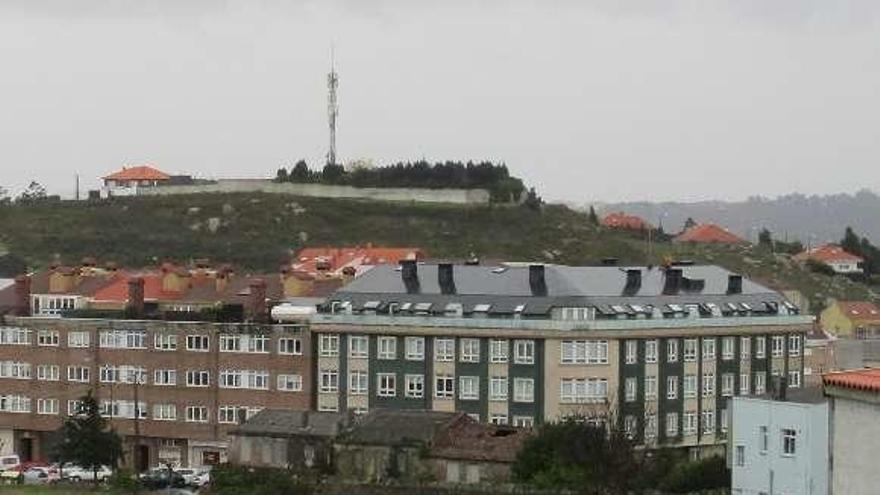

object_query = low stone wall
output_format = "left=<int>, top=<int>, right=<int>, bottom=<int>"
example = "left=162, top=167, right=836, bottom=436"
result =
left=136, top=179, right=491, bottom=205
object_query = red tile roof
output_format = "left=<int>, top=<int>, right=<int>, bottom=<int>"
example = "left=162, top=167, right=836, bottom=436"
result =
left=91, top=273, right=183, bottom=302
left=674, top=223, right=746, bottom=244
left=292, top=246, right=424, bottom=278
left=834, top=301, right=880, bottom=324
left=103, top=165, right=170, bottom=181
left=796, top=244, right=863, bottom=264
left=824, top=368, right=880, bottom=393
left=601, top=212, right=651, bottom=230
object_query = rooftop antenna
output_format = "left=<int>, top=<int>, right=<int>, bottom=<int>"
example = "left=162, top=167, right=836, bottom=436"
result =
left=75, top=173, right=80, bottom=201
left=327, top=45, right=339, bottom=166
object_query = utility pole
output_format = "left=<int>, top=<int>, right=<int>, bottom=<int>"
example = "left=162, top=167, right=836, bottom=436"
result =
left=75, top=173, right=80, bottom=201
left=327, top=46, right=339, bottom=166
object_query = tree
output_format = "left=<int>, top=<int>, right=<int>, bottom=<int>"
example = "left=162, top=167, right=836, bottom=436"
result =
left=321, top=163, right=345, bottom=183
left=758, top=228, right=773, bottom=249
left=588, top=206, right=599, bottom=226
left=523, top=187, right=543, bottom=211
left=0, top=185, right=10, bottom=205
left=290, top=160, right=311, bottom=182
left=274, top=167, right=289, bottom=183
left=55, top=391, right=123, bottom=482
left=841, top=226, right=862, bottom=256
left=683, top=217, right=697, bottom=231
left=16, top=181, right=47, bottom=203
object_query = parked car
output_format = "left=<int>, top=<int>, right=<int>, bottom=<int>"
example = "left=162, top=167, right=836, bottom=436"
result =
left=61, top=464, right=112, bottom=482
left=22, top=466, right=59, bottom=485
left=139, top=468, right=186, bottom=490
left=192, top=468, right=211, bottom=487
left=174, top=468, right=198, bottom=485
left=0, top=455, right=20, bottom=472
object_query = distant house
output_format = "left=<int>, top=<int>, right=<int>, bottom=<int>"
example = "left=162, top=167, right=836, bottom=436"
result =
left=795, top=244, right=864, bottom=274
left=292, top=246, right=424, bottom=279
left=601, top=212, right=651, bottom=231
left=805, top=327, right=834, bottom=387
left=101, top=164, right=171, bottom=198
left=674, top=223, right=747, bottom=244
left=820, top=300, right=880, bottom=339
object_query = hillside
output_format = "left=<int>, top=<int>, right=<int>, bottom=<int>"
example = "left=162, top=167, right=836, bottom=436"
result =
left=0, top=193, right=875, bottom=312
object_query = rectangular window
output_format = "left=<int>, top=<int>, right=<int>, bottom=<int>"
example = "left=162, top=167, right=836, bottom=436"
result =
left=755, top=372, right=767, bottom=395
left=624, top=415, right=637, bottom=437
left=460, top=338, right=480, bottom=363
left=788, top=335, right=801, bottom=356
left=37, top=330, right=59, bottom=346
left=721, top=408, right=730, bottom=433
left=219, top=334, right=268, bottom=354
left=489, top=339, right=508, bottom=363
left=722, top=373, right=734, bottom=397
left=772, top=336, right=785, bottom=357
left=559, top=378, right=608, bottom=403
left=405, top=337, right=425, bottom=361
left=702, top=338, right=716, bottom=360
left=37, top=364, right=59, bottom=381
left=186, top=406, right=209, bottom=423
left=683, top=374, right=697, bottom=398
left=782, top=428, right=797, bottom=456
left=277, top=338, right=302, bottom=355
left=435, top=374, right=455, bottom=398
left=154, top=369, right=177, bottom=386
left=702, top=373, right=715, bottom=397
left=667, top=375, right=678, bottom=399
left=514, top=340, right=535, bottom=364
left=740, top=373, right=750, bottom=395
left=667, top=339, right=679, bottom=362
left=514, top=377, right=535, bottom=403
left=513, top=416, right=534, bottom=428
left=645, top=340, right=658, bottom=363
left=68, top=331, right=89, bottom=348
left=186, top=335, right=209, bottom=352
left=186, top=370, right=210, bottom=387
left=0, top=327, right=30, bottom=345
left=740, top=336, right=751, bottom=360
left=348, top=371, right=368, bottom=395
left=154, top=333, right=177, bottom=351
left=99, top=330, right=146, bottom=349
left=277, top=374, right=303, bottom=392
left=153, top=404, right=177, bottom=421
left=405, top=374, right=424, bottom=398
left=756, top=337, right=766, bottom=358
left=319, top=334, right=340, bottom=357
left=490, top=414, right=508, bottom=425
left=645, top=375, right=657, bottom=400
left=36, top=398, right=59, bottom=415
left=219, top=370, right=269, bottom=390
left=490, top=377, right=508, bottom=401
left=788, top=370, right=801, bottom=388
left=320, top=370, right=339, bottom=393
left=735, top=445, right=745, bottom=466
left=100, top=400, right=147, bottom=419
left=625, top=377, right=638, bottom=402
left=644, top=413, right=657, bottom=439
left=702, top=410, right=715, bottom=434
left=666, top=412, right=679, bottom=437
left=760, top=425, right=769, bottom=453
left=67, top=400, right=84, bottom=416
left=625, top=340, right=638, bottom=364
left=99, top=365, right=146, bottom=384
left=459, top=376, right=479, bottom=400
left=0, top=361, right=31, bottom=380
left=67, top=366, right=90, bottom=383
left=377, top=336, right=397, bottom=360
left=434, top=338, right=455, bottom=362
left=377, top=373, right=396, bottom=397
left=349, top=335, right=368, bottom=358
left=683, top=339, right=697, bottom=362
left=722, top=337, right=734, bottom=360
left=683, top=411, right=697, bottom=434
left=561, top=340, right=608, bottom=364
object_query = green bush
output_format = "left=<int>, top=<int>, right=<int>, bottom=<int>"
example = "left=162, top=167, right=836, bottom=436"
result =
left=109, top=469, right=139, bottom=492
left=210, top=464, right=314, bottom=495
left=806, top=258, right=836, bottom=276
left=658, top=455, right=729, bottom=493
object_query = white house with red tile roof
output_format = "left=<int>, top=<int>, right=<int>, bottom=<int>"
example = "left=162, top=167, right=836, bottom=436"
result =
left=795, top=244, right=864, bottom=274
left=101, top=164, right=171, bottom=197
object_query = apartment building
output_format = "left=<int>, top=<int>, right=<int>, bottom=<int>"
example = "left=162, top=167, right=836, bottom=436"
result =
left=310, top=262, right=812, bottom=453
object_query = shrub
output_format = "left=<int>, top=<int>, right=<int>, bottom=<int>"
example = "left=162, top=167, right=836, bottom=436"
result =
left=210, top=464, right=314, bottom=495
left=658, top=455, right=729, bottom=493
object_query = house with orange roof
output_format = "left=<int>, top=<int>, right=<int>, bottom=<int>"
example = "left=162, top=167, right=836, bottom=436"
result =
left=601, top=212, right=651, bottom=231
left=101, top=164, right=171, bottom=198
left=820, top=300, right=880, bottom=339
left=292, top=246, right=424, bottom=279
left=795, top=244, right=864, bottom=274
left=673, top=223, right=747, bottom=244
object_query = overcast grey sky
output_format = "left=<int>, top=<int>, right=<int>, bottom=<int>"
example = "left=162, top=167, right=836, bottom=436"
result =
left=2, top=0, right=879, bottom=202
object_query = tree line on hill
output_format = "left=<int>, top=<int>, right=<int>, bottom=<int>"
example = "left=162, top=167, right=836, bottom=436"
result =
left=273, top=159, right=528, bottom=203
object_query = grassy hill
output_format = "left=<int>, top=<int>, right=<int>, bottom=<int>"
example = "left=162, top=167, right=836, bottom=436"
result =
left=0, top=193, right=875, bottom=313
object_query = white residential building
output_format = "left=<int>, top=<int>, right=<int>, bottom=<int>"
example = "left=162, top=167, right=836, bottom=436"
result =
left=824, top=368, right=880, bottom=495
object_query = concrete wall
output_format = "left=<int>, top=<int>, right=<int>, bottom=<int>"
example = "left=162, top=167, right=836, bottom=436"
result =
left=136, top=180, right=491, bottom=205
left=830, top=393, right=880, bottom=495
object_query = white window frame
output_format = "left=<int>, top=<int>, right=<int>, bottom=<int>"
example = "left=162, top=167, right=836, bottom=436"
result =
left=645, top=375, right=657, bottom=400
left=645, top=340, right=658, bottom=363
left=702, top=372, right=715, bottom=397
left=154, top=333, right=178, bottom=351
left=514, top=340, right=535, bottom=365
left=153, top=404, right=177, bottom=421
left=490, top=377, right=508, bottom=401
left=277, top=374, right=303, bottom=392
left=405, top=337, right=425, bottom=361
left=721, top=373, right=734, bottom=397
left=186, top=335, right=210, bottom=352
left=740, top=336, right=751, bottom=360
left=782, top=428, right=797, bottom=456
left=625, top=377, right=637, bottom=402
left=67, top=331, right=89, bottom=348
left=666, top=375, right=678, bottom=399
left=186, top=370, right=210, bottom=387
left=277, top=338, right=302, bottom=355
left=320, top=369, right=339, bottom=393
left=683, top=374, right=697, bottom=398
left=625, top=340, right=638, bottom=364
left=722, top=337, right=734, bottom=360
left=459, top=376, right=479, bottom=400
left=460, top=338, right=480, bottom=363
left=772, top=336, right=785, bottom=358
left=319, top=334, right=340, bottom=357
left=348, top=335, right=368, bottom=358
left=702, top=338, right=716, bottom=360
left=667, top=339, right=679, bottom=362
left=67, top=366, right=90, bottom=383
left=154, top=369, right=177, bottom=386
left=489, top=339, right=508, bottom=363
left=740, top=373, right=750, bottom=395
left=377, top=373, right=396, bottom=397
left=377, top=336, right=397, bottom=360
left=513, top=377, right=535, bottom=403
left=36, top=364, right=60, bottom=381
left=37, top=398, right=59, bottom=415
left=666, top=412, right=679, bottom=437
left=186, top=406, right=209, bottom=423
left=348, top=371, right=368, bottom=395
left=435, top=374, right=455, bottom=398
left=37, top=330, right=59, bottom=347
left=683, top=339, right=697, bottom=362
left=434, top=338, right=455, bottom=362
left=405, top=374, right=424, bottom=398
left=756, top=337, right=766, bottom=358
left=788, top=335, right=801, bottom=357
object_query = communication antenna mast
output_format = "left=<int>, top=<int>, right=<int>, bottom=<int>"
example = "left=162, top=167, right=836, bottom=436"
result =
left=327, top=46, right=339, bottom=166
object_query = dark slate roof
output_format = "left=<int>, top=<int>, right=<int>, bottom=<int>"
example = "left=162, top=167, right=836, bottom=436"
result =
left=230, top=409, right=348, bottom=438
left=327, top=264, right=789, bottom=316
left=339, top=409, right=464, bottom=446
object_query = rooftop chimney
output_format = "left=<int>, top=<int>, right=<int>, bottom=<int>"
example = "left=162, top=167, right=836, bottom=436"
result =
left=14, top=275, right=31, bottom=317
left=248, top=278, right=268, bottom=323
left=529, top=264, right=547, bottom=296
left=126, top=277, right=145, bottom=318
left=663, top=268, right=683, bottom=294
left=624, top=269, right=642, bottom=295
left=438, top=263, right=456, bottom=295
left=400, top=260, right=420, bottom=294
left=727, top=274, right=743, bottom=294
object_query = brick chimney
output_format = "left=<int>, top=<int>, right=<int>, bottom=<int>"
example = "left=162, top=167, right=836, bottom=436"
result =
left=14, top=275, right=31, bottom=317
left=127, top=277, right=145, bottom=317
left=248, top=278, right=268, bottom=322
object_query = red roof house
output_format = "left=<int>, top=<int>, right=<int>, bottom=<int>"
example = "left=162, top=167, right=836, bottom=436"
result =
left=795, top=244, right=864, bottom=274
left=601, top=212, right=651, bottom=231
left=674, top=223, right=746, bottom=244
left=292, top=246, right=424, bottom=278
left=102, top=165, right=171, bottom=197
left=823, top=368, right=880, bottom=393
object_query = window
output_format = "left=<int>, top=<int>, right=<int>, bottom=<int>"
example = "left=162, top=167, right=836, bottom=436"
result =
left=405, top=374, right=424, bottom=398
left=667, top=339, right=679, bottom=362
left=154, top=369, right=177, bottom=386
left=153, top=404, right=177, bottom=421
left=644, top=413, right=657, bottom=439
left=67, top=400, right=84, bottom=416
left=514, top=377, right=534, bottom=403
left=514, top=340, right=535, bottom=364
left=666, top=413, right=679, bottom=437
left=625, top=377, right=638, bottom=402
left=220, top=370, right=269, bottom=390
left=460, top=338, right=480, bottom=362
left=561, top=340, right=608, bottom=364
left=735, top=445, right=745, bottom=467
left=756, top=337, right=766, bottom=358
left=490, top=414, right=508, bottom=425
left=319, top=334, right=339, bottom=357
left=349, top=371, right=368, bottom=395
left=702, top=373, right=715, bottom=397
left=68, top=331, right=89, bottom=348
left=701, top=410, right=715, bottom=434
left=99, top=330, right=146, bottom=349
left=277, top=338, right=302, bottom=355
left=721, top=408, right=729, bottom=433
left=513, top=416, right=534, bottom=428
left=740, top=373, right=750, bottom=395
left=277, top=374, right=303, bottom=391
left=760, top=425, right=769, bottom=453
left=489, top=339, right=508, bottom=363
left=100, top=400, right=147, bottom=419
left=782, top=428, right=797, bottom=456
left=683, top=411, right=697, bottom=434
left=624, top=415, right=637, bottom=438
left=560, top=378, right=608, bottom=403
left=320, top=370, right=339, bottom=393
left=218, top=406, right=262, bottom=424
left=755, top=372, right=766, bottom=395
left=0, top=361, right=30, bottom=379
left=36, top=364, right=59, bottom=381
left=740, top=337, right=751, bottom=360
left=405, top=337, right=425, bottom=360
left=788, top=335, right=801, bottom=356
left=37, top=398, right=59, bottom=415
left=702, top=338, right=716, bottom=360
left=666, top=375, right=678, bottom=399
left=625, top=340, right=638, bottom=364
left=377, top=373, right=397, bottom=397
left=377, top=336, right=397, bottom=360
left=683, top=339, right=697, bottom=362
left=154, top=333, right=177, bottom=351
left=683, top=374, right=697, bottom=398
left=435, top=374, right=455, bottom=398
left=186, top=335, right=209, bottom=352
left=67, top=366, right=90, bottom=383
left=490, top=377, right=509, bottom=401
left=37, top=330, right=59, bottom=346
left=722, top=337, right=734, bottom=360
left=456, top=376, right=478, bottom=400
left=100, top=365, right=146, bottom=384
left=220, top=334, right=268, bottom=353
left=645, top=375, right=657, bottom=400
left=435, top=338, right=455, bottom=362
left=0, top=327, right=29, bottom=345
left=645, top=340, right=658, bottom=363
left=772, top=336, right=785, bottom=357
left=722, top=373, right=734, bottom=397
left=186, top=406, right=209, bottom=423
left=349, top=335, right=368, bottom=358
left=0, top=395, right=31, bottom=414
left=788, top=370, right=801, bottom=388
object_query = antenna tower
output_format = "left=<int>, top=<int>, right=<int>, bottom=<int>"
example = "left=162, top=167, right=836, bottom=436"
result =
left=327, top=47, right=339, bottom=166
